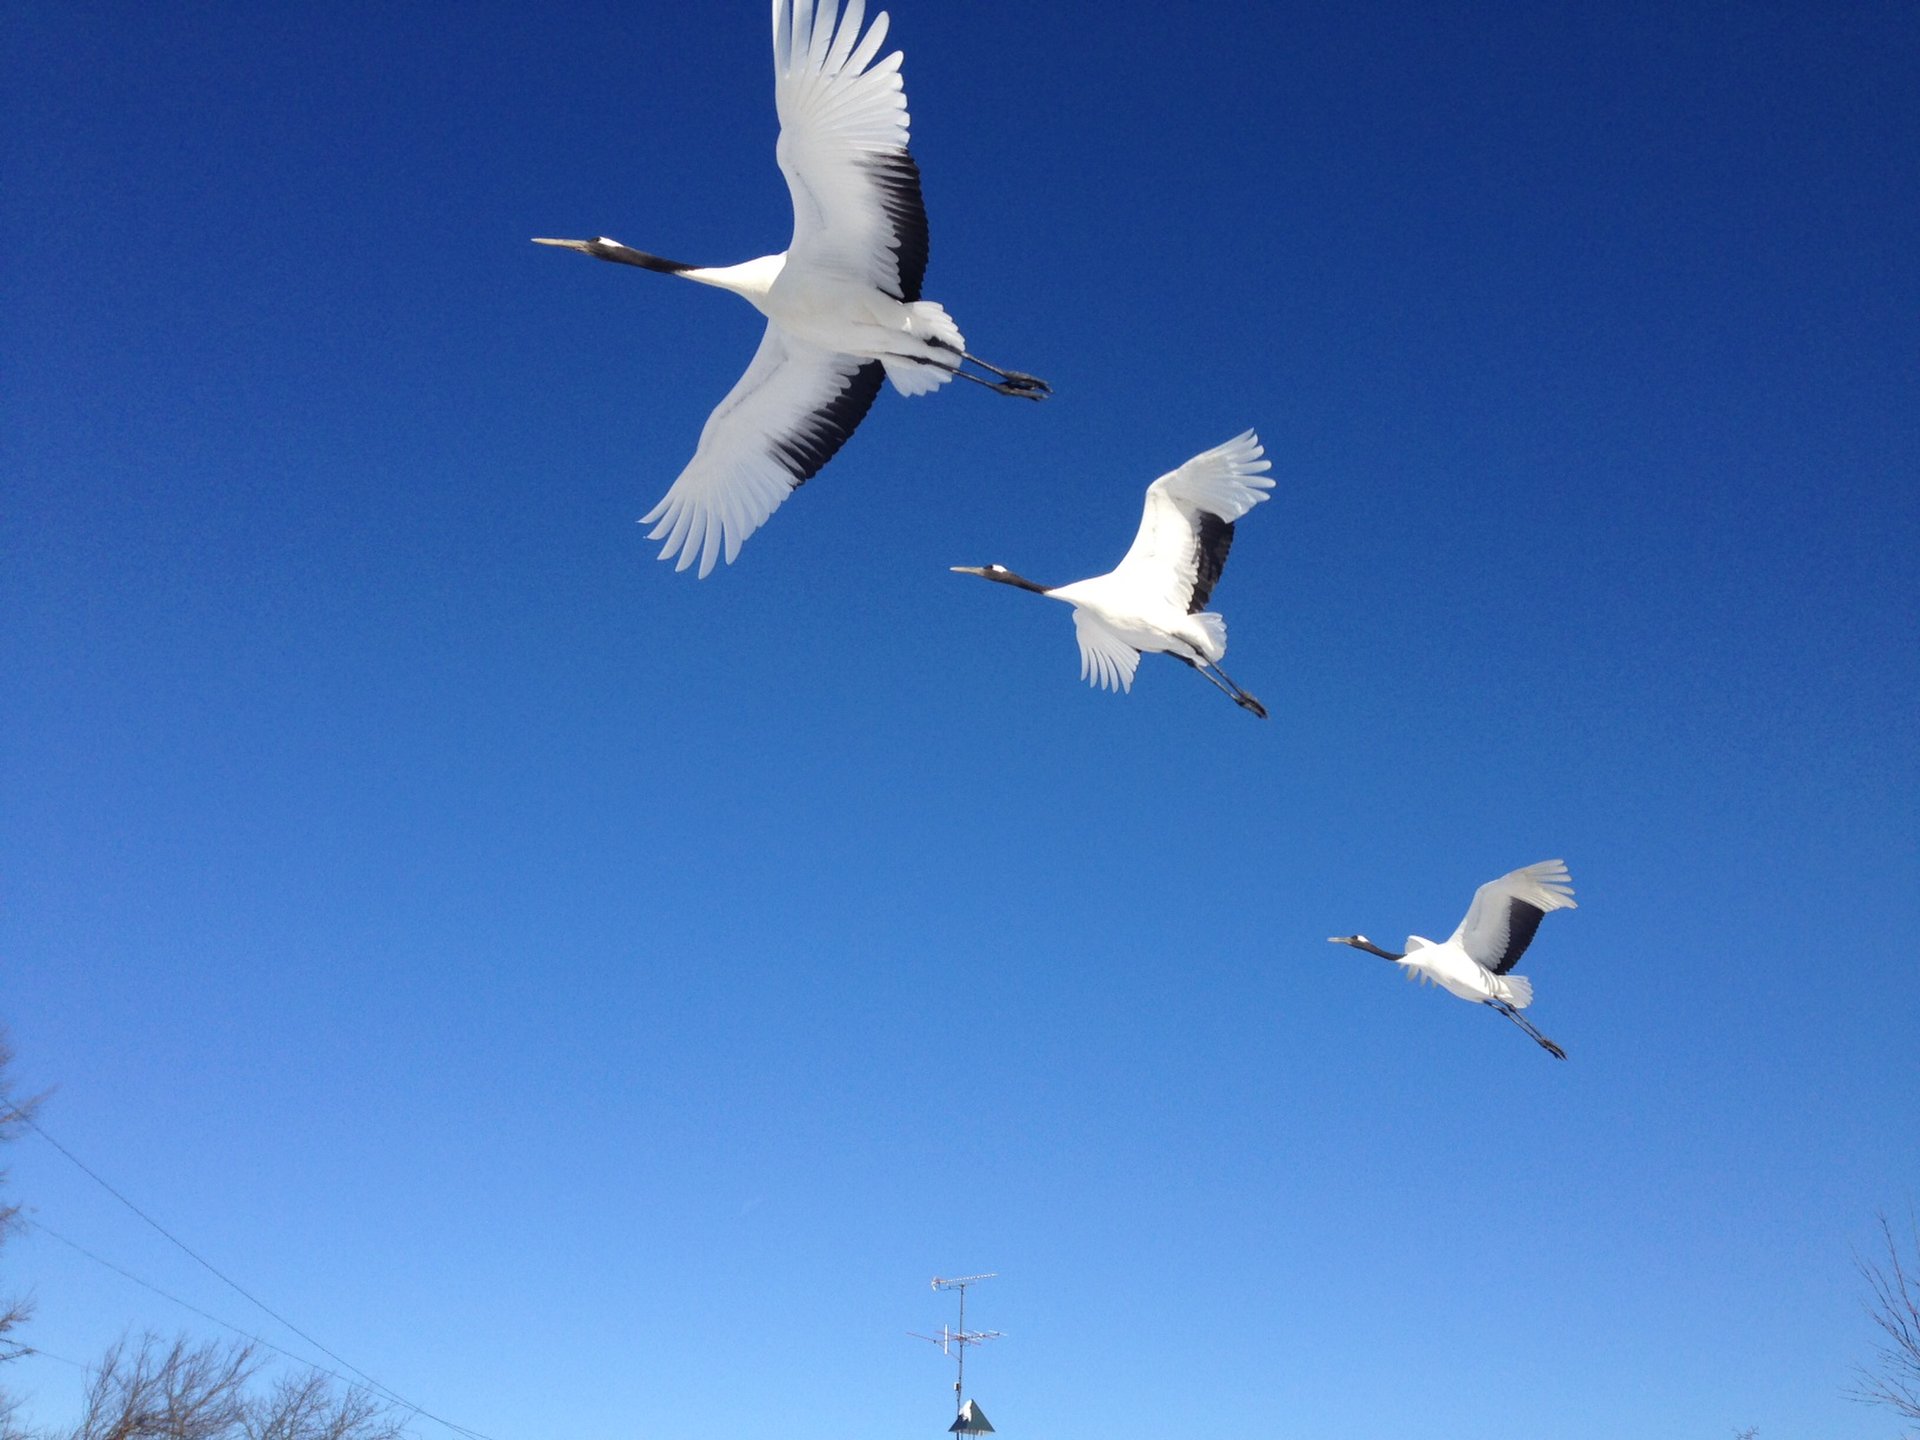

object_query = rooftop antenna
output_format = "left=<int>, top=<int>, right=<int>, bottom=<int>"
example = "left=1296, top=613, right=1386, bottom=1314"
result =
left=910, top=1274, right=1003, bottom=1434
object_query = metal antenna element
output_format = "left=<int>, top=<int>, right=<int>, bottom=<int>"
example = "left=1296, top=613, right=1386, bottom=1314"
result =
left=910, top=1274, right=1003, bottom=1428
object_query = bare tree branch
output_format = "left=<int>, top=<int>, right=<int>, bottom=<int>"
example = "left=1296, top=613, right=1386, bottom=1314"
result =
left=71, top=1336, right=256, bottom=1440
left=63, top=1337, right=407, bottom=1440
left=1854, top=1209, right=1920, bottom=1435
left=1, top=1028, right=44, bottom=1261
left=242, top=1372, right=406, bottom=1440
left=0, top=1381, right=29, bottom=1440
left=1, top=1028, right=48, bottom=1437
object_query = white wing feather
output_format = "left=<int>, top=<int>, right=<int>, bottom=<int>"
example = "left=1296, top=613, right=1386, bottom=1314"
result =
left=1450, top=860, right=1578, bottom=973
left=773, top=0, right=925, bottom=299
left=1071, top=609, right=1143, bottom=693
left=640, top=326, right=879, bottom=577
left=1108, top=431, right=1274, bottom=613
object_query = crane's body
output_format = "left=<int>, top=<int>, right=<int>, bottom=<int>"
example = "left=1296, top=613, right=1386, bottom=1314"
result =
left=953, top=432, right=1275, bottom=717
left=1045, top=580, right=1229, bottom=666
left=658, top=254, right=965, bottom=389
left=536, top=0, right=1047, bottom=578
left=1331, top=860, right=1578, bottom=1058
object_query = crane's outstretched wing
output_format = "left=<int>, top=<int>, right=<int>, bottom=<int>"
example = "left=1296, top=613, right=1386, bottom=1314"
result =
left=1071, top=609, right=1142, bottom=694
left=773, top=0, right=929, bottom=303
left=640, top=325, right=883, bottom=577
left=1108, top=431, right=1274, bottom=615
left=1449, top=860, right=1577, bottom=974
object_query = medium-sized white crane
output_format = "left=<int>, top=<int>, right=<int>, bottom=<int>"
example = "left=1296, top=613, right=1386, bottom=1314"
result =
left=536, top=0, right=1049, bottom=579
left=951, top=431, right=1274, bottom=716
left=1329, top=860, right=1577, bottom=1058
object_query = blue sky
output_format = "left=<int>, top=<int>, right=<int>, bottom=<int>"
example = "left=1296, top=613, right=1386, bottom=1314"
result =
left=4, top=1, right=1917, bottom=1437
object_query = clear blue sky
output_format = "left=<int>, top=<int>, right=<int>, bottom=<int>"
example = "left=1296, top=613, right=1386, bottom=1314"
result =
left=5, top=2, right=1917, bottom=1437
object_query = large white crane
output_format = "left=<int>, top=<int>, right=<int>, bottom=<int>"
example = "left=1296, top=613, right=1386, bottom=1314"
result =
left=536, top=0, right=1049, bottom=578
left=1329, top=860, right=1578, bottom=1058
left=951, top=432, right=1274, bottom=717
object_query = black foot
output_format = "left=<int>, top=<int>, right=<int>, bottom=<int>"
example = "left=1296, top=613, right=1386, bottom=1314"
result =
left=1235, top=694, right=1270, bottom=719
left=997, top=371, right=1053, bottom=398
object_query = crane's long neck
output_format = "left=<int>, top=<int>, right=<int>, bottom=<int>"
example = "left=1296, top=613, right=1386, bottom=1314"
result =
left=952, top=566, right=1051, bottom=595
left=534, top=237, right=784, bottom=306
left=996, top=570, right=1051, bottom=596
left=1335, top=936, right=1405, bottom=962
left=680, top=254, right=785, bottom=303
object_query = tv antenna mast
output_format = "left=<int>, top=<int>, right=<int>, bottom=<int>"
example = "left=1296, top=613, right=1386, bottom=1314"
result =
left=910, top=1274, right=1003, bottom=1433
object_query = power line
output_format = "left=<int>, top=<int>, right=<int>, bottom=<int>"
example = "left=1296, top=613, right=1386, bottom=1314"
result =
left=3, top=1341, right=92, bottom=1372
left=9, top=1109, right=499, bottom=1440
left=23, top=1217, right=417, bottom=1403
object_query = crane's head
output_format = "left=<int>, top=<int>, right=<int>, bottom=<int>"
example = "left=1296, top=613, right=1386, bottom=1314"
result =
left=532, top=236, right=693, bottom=274
left=950, top=564, right=1049, bottom=595
left=1328, top=934, right=1406, bottom=962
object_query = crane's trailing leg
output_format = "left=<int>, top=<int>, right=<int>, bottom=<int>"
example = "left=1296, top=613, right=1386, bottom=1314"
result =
left=1487, top=999, right=1567, bottom=1060
left=1205, top=660, right=1269, bottom=719
left=962, top=353, right=1052, bottom=397
left=1175, top=656, right=1270, bottom=719
left=928, top=339, right=1052, bottom=399
left=943, top=366, right=1050, bottom=399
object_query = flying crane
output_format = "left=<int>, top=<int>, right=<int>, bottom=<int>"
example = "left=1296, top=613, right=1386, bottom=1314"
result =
left=1329, top=860, right=1578, bottom=1058
left=952, top=432, right=1274, bottom=716
left=536, top=0, right=1049, bottom=578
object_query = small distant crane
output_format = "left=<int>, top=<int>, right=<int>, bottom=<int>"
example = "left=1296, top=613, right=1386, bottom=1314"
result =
left=1329, top=859, right=1578, bottom=1058
left=911, top=1274, right=1003, bottom=1433
left=951, top=431, right=1275, bottom=716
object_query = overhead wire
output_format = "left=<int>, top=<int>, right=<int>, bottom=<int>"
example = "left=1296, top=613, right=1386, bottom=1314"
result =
left=5, top=1108, right=500, bottom=1440
left=2, top=1341, right=92, bottom=1372
left=22, top=1217, right=416, bottom=1403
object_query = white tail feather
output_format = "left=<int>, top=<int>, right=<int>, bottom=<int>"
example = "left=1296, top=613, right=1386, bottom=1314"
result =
left=906, top=300, right=963, bottom=351
left=881, top=302, right=964, bottom=395
left=1189, top=611, right=1227, bottom=662
left=881, top=355, right=952, bottom=396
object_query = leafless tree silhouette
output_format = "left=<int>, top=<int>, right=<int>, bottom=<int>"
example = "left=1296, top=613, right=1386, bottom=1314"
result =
left=69, top=1337, right=406, bottom=1440
left=71, top=1337, right=253, bottom=1440
left=1854, top=1210, right=1920, bottom=1435
left=0, top=1035, right=407, bottom=1440
left=1, top=1032, right=47, bottom=1440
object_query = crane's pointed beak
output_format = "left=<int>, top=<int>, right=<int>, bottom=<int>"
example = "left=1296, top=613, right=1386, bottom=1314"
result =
left=532, top=237, right=595, bottom=252
left=950, top=566, right=989, bottom=577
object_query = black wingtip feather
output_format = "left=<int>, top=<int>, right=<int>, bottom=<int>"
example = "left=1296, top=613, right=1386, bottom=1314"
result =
left=1187, top=514, right=1236, bottom=613
left=1490, top=899, right=1548, bottom=974
left=863, top=150, right=930, bottom=303
left=772, top=361, right=886, bottom=488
